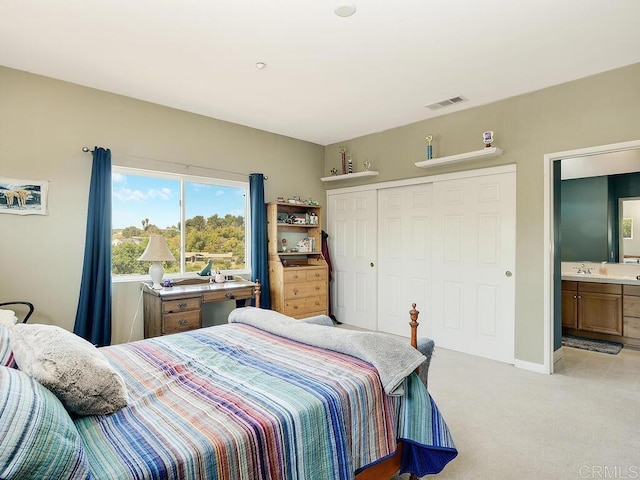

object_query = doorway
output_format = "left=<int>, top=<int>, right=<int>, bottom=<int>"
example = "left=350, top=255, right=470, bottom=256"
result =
left=543, top=139, right=640, bottom=374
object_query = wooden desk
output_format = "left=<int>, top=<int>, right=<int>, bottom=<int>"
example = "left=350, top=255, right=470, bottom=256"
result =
left=142, top=277, right=260, bottom=338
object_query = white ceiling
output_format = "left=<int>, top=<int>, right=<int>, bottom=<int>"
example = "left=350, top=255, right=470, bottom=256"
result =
left=1, top=1, right=639, bottom=146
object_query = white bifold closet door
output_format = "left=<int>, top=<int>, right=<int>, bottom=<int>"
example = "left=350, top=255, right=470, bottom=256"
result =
left=327, top=190, right=378, bottom=331
left=327, top=166, right=516, bottom=364
left=430, top=171, right=516, bottom=364
left=377, top=184, right=432, bottom=337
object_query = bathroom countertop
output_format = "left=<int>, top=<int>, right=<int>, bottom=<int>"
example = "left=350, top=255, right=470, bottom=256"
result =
left=561, top=273, right=640, bottom=285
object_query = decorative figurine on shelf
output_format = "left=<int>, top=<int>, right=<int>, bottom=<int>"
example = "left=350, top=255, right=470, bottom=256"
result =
left=426, top=134, right=433, bottom=159
left=363, top=160, right=371, bottom=171
left=330, top=167, right=339, bottom=176
left=281, top=238, right=288, bottom=252
left=339, top=145, right=347, bottom=174
left=483, top=131, right=494, bottom=148
left=198, top=259, right=213, bottom=276
left=347, top=154, right=353, bottom=173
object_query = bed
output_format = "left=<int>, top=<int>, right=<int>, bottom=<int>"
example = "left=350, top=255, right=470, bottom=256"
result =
left=1, top=305, right=457, bottom=480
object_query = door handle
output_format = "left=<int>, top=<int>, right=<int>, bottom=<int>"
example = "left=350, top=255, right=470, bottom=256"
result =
left=505, top=271, right=512, bottom=277
left=370, top=262, right=375, bottom=267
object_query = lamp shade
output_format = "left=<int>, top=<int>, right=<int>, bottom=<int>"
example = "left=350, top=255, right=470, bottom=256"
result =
left=138, top=236, right=176, bottom=262
left=138, top=236, right=176, bottom=290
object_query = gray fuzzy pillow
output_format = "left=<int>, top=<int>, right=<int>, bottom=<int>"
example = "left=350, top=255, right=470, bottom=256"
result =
left=10, top=323, right=128, bottom=416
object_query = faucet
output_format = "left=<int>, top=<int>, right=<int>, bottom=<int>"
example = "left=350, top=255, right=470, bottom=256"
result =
left=576, top=264, right=593, bottom=274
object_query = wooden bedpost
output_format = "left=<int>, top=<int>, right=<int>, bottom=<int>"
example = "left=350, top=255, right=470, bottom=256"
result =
left=254, top=279, right=261, bottom=308
left=408, top=303, right=420, bottom=480
left=409, top=303, right=419, bottom=349
left=355, top=303, right=422, bottom=480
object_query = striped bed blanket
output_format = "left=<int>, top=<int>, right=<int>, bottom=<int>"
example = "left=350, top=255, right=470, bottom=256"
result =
left=74, top=323, right=456, bottom=479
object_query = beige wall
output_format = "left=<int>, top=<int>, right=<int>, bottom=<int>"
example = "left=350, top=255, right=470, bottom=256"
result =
left=324, top=62, right=640, bottom=364
left=4, top=62, right=640, bottom=364
left=0, top=66, right=324, bottom=344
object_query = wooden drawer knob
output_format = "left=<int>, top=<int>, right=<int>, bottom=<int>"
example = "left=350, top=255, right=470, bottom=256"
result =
left=178, top=302, right=187, bottom=310
left=178, top=319, right=187, bottom=326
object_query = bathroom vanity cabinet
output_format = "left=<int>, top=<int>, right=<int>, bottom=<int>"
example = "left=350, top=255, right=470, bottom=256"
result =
left=561, top=281, right=622, bottom=335
left=562, top=280, right=640, bottom=347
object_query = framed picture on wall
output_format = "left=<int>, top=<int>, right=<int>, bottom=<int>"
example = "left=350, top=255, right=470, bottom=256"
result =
left=623, top=218, right=633, bottom=239
left=0, top=177, right=49, bottom=215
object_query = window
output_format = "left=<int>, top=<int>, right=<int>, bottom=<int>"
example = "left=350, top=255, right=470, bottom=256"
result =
left=111, top=167, right=250, bottom=279
left=623, top=218, right=633, bottom=239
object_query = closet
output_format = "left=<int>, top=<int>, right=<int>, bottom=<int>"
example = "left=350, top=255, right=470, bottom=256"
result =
left=326, top=165, right=517, bottom=364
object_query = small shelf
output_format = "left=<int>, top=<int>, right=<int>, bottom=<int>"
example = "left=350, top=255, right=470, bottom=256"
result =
left=276, top=251, right=323, bottom=256
left=415, top=147, right=504, bottom=168
left=320, top=171, right=379, bottom=182
left=276, top=223, right=318, bottom=228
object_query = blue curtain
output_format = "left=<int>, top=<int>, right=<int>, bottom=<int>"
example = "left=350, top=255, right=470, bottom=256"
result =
left=74, top=147, right=112, bottom=346
left=249, top=173, right=270, bottom=309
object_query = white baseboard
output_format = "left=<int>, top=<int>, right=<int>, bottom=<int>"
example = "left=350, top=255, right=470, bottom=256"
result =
left=514, top=358, right=551, bottom=374
left=553, top=346, right=564, bottom=363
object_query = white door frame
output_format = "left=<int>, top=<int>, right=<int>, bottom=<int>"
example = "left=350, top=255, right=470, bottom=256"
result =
left=543, top=139, right=640, bottom=374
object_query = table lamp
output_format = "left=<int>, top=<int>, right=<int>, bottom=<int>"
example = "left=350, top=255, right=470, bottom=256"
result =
left=138, top=236, right=176, bottom=290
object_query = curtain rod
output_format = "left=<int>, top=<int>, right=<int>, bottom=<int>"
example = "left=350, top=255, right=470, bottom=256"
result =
left=81, top=147, right=267, bottom=180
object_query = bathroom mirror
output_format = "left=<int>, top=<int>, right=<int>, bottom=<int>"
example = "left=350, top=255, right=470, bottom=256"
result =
left=560, top=149, right=640, bottom=264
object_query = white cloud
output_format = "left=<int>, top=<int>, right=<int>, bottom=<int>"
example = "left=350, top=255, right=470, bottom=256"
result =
left=113, top=187, right=146, bottom=202
left=112, top=173, right=126, bottom=183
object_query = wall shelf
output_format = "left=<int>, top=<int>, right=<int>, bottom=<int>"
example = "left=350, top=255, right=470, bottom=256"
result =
left=415, top=147, right=504, bottom=168
left=320, top=170, right=379, bottom=182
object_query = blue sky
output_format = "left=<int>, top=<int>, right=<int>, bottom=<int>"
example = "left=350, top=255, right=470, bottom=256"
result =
left=112, top=172, right=246, bottom=229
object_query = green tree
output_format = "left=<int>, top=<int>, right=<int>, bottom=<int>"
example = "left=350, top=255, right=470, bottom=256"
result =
left=113, top=213, right=247, bottom=275
left=146, top=224, right=161, bottom=235
left=186, top=215, right=206, bottom=231
left=112, top=242, right=147, bottom=275
left=122, top=226, right=141, bottom=238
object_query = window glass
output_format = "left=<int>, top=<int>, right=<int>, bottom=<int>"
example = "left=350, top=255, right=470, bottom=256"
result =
left=112, top=168, right=249, bottom=278
left=183, top=181, right=247, bottom=273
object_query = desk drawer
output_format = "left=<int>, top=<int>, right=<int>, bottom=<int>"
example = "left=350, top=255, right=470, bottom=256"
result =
left=203, top=286, right=254, bottom=303
left=284, top=280, right=327, bottom=300
left=162, top=297, right=201, bottom=314
left=162, top=310, right=201, bottom=334
left=283, top=295, right=327, bottom=318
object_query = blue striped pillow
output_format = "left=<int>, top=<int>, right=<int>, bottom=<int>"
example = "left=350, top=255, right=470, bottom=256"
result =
left=0, top=366, right=90, bottom=480
left=0, top=324, right=16, bottom=367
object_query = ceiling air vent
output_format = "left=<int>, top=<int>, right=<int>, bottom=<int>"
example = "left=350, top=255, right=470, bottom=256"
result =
left=424, top=95, right=468, bottom=111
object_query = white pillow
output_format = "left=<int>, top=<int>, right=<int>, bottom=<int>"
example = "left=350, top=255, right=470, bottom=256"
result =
left=0, top=309, right=18, bottom=328
left=10, top=323, right=128, bottom=416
